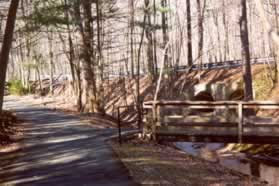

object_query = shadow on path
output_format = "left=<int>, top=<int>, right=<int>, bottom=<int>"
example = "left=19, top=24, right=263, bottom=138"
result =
left=0, top=96, right=136, bottom=186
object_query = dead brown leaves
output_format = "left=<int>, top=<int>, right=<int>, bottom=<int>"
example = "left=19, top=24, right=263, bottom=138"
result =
left=0, top=110, right=22, bottom=146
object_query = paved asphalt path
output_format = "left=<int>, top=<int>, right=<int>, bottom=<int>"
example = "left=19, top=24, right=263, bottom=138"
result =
left=0, top=96, right=136, bottom=186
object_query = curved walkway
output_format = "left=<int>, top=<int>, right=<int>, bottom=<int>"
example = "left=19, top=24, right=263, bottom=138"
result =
left=0, top=96, right=136, bottom=186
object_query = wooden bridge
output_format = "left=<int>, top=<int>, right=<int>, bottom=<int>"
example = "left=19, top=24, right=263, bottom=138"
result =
left=143, top=101, right=279, bottom=144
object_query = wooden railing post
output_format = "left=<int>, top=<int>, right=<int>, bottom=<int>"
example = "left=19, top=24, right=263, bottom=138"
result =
left=151, top=103, right=160, bottom=140
left=156, top=105, right=161, bottom=124
left=137, top=101, right=142, bottom=130
left=117, top=107, right=122, bottom=145
left=238, top=103, right=243, bottom=143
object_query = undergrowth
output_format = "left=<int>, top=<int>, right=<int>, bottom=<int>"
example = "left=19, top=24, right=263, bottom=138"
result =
left=253, top=68, right=276, bottom=100
left=7, top=80, right=28, bottom=96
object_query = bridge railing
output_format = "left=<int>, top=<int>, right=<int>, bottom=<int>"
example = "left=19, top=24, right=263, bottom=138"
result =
left=173, top=57, right=274, bottom=72
left=117, top=104, right=143, bottom=144
left=143, top=100, right=279, bottom=143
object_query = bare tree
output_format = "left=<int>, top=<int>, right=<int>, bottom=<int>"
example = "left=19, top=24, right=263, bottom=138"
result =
left=145, top=0, right=155, bottom=77
left=240, top=0, right=254, bottom=101
left=197, top=0, right=206, bottom=67
left=129, top=0, right=135, bottom=78
left=0, top=0, right=20, bottom=111
left=255, top=0, right=279, bottom=85
left=75, top=0, right=97, bottom=112
left=161, top=0, right=169, bottom=67
left=47, top=30, right=54, bottom=95
left=186, top=0, right=193, bottom=66
left=95, top=0, right=105, bottom=113
left=222, top=0, right=230, bottom=61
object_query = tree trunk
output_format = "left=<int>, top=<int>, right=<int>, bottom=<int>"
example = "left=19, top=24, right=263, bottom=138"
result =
left=0, top=0, right=20, bottom=111
left=222, top=0, right=230, bottom=61
left=153, top=0, right=158, bottom=76
left=79, top=0, right=97, bottom=112
left=129, top=0, right=135, bottom=78
left=197, top=0, right=205, bottom=66
left=255, top=0, right=279, bottom=85
left=96, top=0, right=105, bottom=114
left=240, top=0, right=254, bottom=101
left=47, top=30, right=54, bottom=95
left=186, top=0, right=193, bottom=66
left=273, top=0, right=279, bottom=85
left=21, top=0, right=31, bottom=91
left=145, top=0, right=155, bottom=77
left=64, top=0, right=76, bottom=88
left=36, top=66, right=42, bottom=94
left=136, top=14, right=147, bottom=129
left=64, top=0, right=82, bottom=110
left=213, top=11, right=221, bottom=61
left=161, top=0, right=169, bottom=67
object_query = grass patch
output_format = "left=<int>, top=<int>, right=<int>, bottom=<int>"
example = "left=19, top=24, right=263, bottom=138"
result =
left=7, top=80, right=28, bottom=96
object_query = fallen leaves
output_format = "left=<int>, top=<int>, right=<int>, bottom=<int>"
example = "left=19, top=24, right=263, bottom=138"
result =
left=0, top=110, right=23, bottom=147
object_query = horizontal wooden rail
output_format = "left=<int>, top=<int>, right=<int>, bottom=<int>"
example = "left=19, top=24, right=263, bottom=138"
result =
left=144, top=100, right=279, bottom=107
left=143, top=100, right=279, bottom=143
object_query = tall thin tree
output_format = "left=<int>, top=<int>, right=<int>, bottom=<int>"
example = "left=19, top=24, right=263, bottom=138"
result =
left=240, top=0, right=254, bottom=100
left=161, top=0, right=169, bottom=66
left=0, top=0, right=20, bottom=111
left=129, top=0, right=135, bottom=78
left=186, top=0, right=193, bottom=66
